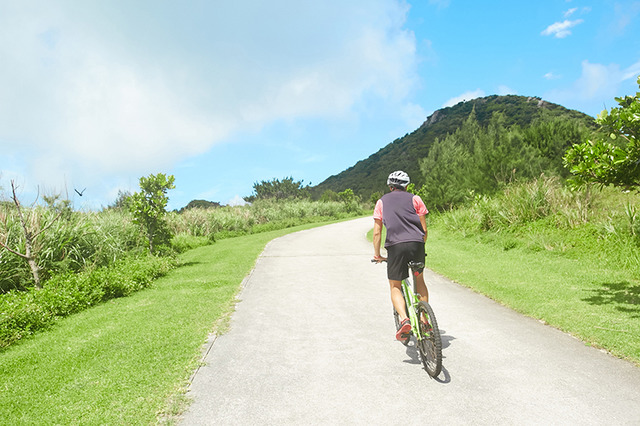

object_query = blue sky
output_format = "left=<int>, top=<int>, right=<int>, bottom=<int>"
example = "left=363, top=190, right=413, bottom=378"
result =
left=1, top=0, right=639, bottom=210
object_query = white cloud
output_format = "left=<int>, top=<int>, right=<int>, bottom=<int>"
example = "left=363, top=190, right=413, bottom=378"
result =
left=544, top=72, right=562, bottom=80
left=442, top=89, right=486, bottom=108
left=575, top=61, right=618, bottom=99
left=622, top=59, right=640, bottom=81
left=541, top=19, right=584, bottom=38
left=564, top=7, right=578, bottom=17
left=545, top=59, right=640, bottom=113
left=64, top=57, right=224, bottom=171
left=0, top=1, right=420, bottom=202
left=614, top=2, right=640, bottom=35
left=573, top=60, right=640, bottom=98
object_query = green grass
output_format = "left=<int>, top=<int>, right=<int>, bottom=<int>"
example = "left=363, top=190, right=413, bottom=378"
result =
left=0, top=222, right=329, bottom=425
left=425, top=225, right=640, bottom=365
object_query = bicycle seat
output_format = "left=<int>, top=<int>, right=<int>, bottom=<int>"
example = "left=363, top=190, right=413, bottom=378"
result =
left=408, top=261, right=424, bottom=270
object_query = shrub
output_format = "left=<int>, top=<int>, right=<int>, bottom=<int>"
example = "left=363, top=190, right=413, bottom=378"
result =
left=129, top=173, right=175, bottom=254
left=170, top=234, right=212, bottom=254
left=0, top=254, right=176, bottom=348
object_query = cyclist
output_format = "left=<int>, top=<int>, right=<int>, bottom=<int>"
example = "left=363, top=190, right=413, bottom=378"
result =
left=373, top=171, right=429, bottom=341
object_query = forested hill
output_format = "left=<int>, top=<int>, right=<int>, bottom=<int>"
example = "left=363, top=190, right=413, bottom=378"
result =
left=312, top=95, right=595, bottom=204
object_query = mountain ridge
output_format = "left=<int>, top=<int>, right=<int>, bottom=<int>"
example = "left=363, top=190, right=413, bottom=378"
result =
left=312, top=94, right=595, bottom=200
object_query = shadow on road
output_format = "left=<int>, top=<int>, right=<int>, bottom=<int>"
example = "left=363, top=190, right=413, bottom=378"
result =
left=401, top=330, right=454, bottom=384
left=402, top=341, right=421, bottom=365
left=440, top=328, right=455, bottom=350
left=434, top=366, right=451, bottom=384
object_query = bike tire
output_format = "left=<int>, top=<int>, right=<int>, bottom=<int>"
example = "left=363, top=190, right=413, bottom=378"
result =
left=416, top=301, right=442, bottom=378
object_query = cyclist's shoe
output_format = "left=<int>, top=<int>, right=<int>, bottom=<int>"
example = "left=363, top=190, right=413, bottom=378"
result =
left=396, top=318, right=411, bottom=341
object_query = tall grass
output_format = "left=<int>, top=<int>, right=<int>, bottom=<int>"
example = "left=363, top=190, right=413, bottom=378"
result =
left=471, top=176, right=593, bottom=230
left=436, top=176, right=640, bottom=272
left=167, top=198, right=363, bottom=240
left=0, top=208, right=142, bottom=292
left=441, top=177, right=598, bottom=232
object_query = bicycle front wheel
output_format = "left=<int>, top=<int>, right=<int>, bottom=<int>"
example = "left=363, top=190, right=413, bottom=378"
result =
left=416, top=301, right=442, bottom=378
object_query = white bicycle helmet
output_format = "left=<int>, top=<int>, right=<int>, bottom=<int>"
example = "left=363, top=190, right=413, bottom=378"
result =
left=387, top=170, right=410, bottom=188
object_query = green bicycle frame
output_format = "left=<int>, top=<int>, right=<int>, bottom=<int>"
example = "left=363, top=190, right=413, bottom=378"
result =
left=401, top=269, right=425, bottom=341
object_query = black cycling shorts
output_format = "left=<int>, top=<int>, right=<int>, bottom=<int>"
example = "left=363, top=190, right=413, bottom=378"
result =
left=386, top=241, right=425, bottom=281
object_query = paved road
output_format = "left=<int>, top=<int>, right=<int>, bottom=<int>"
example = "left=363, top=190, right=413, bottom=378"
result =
left=180, top=217, right=640, bottom=425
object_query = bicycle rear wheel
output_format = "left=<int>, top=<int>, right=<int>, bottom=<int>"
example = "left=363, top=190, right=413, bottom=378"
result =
left=416, top=301, right=442, bottom=378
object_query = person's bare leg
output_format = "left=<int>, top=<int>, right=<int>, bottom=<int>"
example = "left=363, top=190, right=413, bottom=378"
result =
left=414, top=272, right=431, bottom=326
left=389, top=280, right=407, bottom=319
left=415, top=272, right=429, bottom=303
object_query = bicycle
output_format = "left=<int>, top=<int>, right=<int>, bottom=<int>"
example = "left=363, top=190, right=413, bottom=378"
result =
left=372, top=259, right=443, bottom=378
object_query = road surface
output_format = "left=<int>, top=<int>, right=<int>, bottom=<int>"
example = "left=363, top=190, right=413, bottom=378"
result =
left=180, top=217, right=640, bottom=425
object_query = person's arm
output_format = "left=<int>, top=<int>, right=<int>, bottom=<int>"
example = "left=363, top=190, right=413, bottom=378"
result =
left=413, top=195, right=428, bottom=243
left=373, top=218, right=385, bottom=260
left=419, top=214, right=428, bottom=243
left=372, top=199, right=386, bottom=261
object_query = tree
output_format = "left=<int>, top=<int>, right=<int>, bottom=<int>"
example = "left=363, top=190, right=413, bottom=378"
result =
left=243, top=177, right=310, bottom=202
left=178, top=199, right=222, bottom=213
left=337, top=188, right=362, bottom=213
left=419, top=134, right=474, bottom=209
left=415, top=107, right=591, bottom=210
left=564, top=76, right=640, bottom=190
left=320, top=189, right=340, bottom=202
left=129, top=173, right=176, bottom=254
left=0, top=181, right=65, bottom=289
left=369, top=191, right=383, bottom=205
left=106, top=190, right=133, bottom=211
left=524, top=113, right=593, bottom=177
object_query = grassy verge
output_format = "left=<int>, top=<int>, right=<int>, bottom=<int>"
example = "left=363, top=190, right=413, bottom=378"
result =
left=425, top=224, right=640, bottom=366
left=0, top=222, right=329, bottom=425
